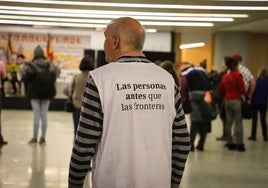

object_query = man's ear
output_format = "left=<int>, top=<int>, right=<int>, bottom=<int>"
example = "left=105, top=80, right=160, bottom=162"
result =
left=112, top=35, right=120, bottom=50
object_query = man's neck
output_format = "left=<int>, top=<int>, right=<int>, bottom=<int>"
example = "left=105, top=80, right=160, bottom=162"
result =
left=117, top=51, right=145, bottom=59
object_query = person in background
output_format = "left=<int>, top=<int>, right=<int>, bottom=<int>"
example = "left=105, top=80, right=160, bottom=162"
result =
left=199, top=59, right=207, bottom=70
left=248, top=68, right=268, bottom=141
left=23, top=45, right=57, bottom=145
left=232, top=53, right=255, bottom=99
left=159, top=60, right=192, bottom=114
left=216, top=57, right=248, bottom=152
left=68, top=17, right=190, bottom=188
left=6, top=54, right=19, bottom=94
left=180, top=73, right=192, bottom=114
left=0, top=58, right=7, bottom=147
left=230, top=54, right=255, bottom=145
left=181, top=61, right=213, bottom=151
left=69, top=55, right=94, bottom=137
left=159, top=60, right=180, bottom=87
left=16, top=54, right=26, bottom=95
left=213, top=58, right=228, bottom=141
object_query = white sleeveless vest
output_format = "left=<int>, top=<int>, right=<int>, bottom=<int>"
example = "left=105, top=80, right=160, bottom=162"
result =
left=90, top=62, right=176, bottom=188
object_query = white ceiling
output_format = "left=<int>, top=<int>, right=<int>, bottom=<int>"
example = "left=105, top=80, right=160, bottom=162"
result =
left=0, top=0, right=267, bottom=33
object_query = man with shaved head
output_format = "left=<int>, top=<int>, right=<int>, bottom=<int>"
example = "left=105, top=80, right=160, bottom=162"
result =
left=68, top=17, right=190, bottom=188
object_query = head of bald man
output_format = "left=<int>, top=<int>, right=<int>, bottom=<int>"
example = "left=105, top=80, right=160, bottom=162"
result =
left=103, top=17, right=146, bottom=62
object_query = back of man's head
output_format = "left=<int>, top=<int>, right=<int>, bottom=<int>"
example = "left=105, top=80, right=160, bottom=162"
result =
left=111, top=17, right=145, bottom=51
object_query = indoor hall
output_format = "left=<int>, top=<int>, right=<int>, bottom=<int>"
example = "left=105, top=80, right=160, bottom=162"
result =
left=0, top=109, right=267, bottom=188
left=0, top=1, right=268, bottom=188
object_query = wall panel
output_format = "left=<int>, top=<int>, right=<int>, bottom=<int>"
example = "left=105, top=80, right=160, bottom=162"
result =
left=248, top=33, right=268, bottom=77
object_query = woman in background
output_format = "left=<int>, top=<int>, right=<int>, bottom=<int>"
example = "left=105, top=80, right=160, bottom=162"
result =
left=248, top=68, right=268, bottom=141
left=217, top=57, right=248, bottom=151
left=24, top=45, right=57, bottom=145
left=69, top=55, right=95, bottom=137
left=159, top=60, right=192, bottom=114
left=6, top=54, right=19, bottom=94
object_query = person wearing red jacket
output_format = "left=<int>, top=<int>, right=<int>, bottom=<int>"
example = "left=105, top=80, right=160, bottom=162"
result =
left=217, top=57, right=248, bottom=151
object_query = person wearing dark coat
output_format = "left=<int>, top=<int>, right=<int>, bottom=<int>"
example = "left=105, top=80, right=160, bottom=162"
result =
left=248, top=68, right=268, bottom=141
left=181, top=62, right=213, bottom=151
left=23, top=45, right=57, bottom=145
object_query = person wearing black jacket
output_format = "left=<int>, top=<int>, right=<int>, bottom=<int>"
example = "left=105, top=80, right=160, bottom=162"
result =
left=181, top=62, right=213, bottom=151
left=23, top=45, right=57, bottom=145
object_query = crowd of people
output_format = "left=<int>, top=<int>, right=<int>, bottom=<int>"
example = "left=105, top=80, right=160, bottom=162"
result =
left=214, top=55, right=268, bottom=145
left=0, top=16, right=267, bottom=188
left=157, top=53, right=268, bottom=153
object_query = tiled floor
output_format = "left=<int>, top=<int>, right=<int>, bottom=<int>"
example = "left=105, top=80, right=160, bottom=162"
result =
left=0, top=109, right=268, bottom=188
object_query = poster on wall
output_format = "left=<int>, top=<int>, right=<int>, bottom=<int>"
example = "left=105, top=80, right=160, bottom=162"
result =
left=0, top=32, right=90, bottom=98
left=0, top=32, right=47, bottom=62
left=0, top=32, right=90, bottom=96
left=49, top=34, right=91, bottom=82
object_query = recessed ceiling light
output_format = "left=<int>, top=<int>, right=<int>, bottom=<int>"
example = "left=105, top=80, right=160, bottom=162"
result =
left=145, top=29, right=157, bottom=33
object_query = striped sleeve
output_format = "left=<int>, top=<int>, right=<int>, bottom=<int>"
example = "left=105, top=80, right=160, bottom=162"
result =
left=68, top=75, right=103, bottom=188
left=171, top=85, right=191, bottom=188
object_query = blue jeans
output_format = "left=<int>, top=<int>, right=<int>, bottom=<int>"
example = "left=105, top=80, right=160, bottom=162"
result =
left=30, top=99, right=50, bottom=139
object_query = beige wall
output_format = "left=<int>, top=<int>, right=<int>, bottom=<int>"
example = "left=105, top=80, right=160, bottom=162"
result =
left=248, top=33, right=268, bottom=77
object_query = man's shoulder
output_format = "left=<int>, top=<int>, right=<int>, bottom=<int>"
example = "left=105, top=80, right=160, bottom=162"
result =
left=90, top=63, right=115, bottom=74
left=239, top=64, right=252, bottom=73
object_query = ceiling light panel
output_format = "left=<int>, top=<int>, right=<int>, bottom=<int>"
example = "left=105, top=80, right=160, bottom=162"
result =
left=0, top=4, right=240, bottom=29
left=0, top=19, right=107, bottom=28
left=180, top=42, right=205, bottom=49
left=0, top=0, right=267, bottom=10
left=0, top=15, right=110, bottom=24
left=0, top=10, right=234, bottom=22
left=0, top=16, right=214, bottom=27
left=0, top=5, right=248, bottom=19
left=1, top=0, right=266, bottom=31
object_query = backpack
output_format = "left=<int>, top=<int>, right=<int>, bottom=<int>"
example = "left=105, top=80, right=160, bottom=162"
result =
left=31, top=64, right=57, bottom=99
